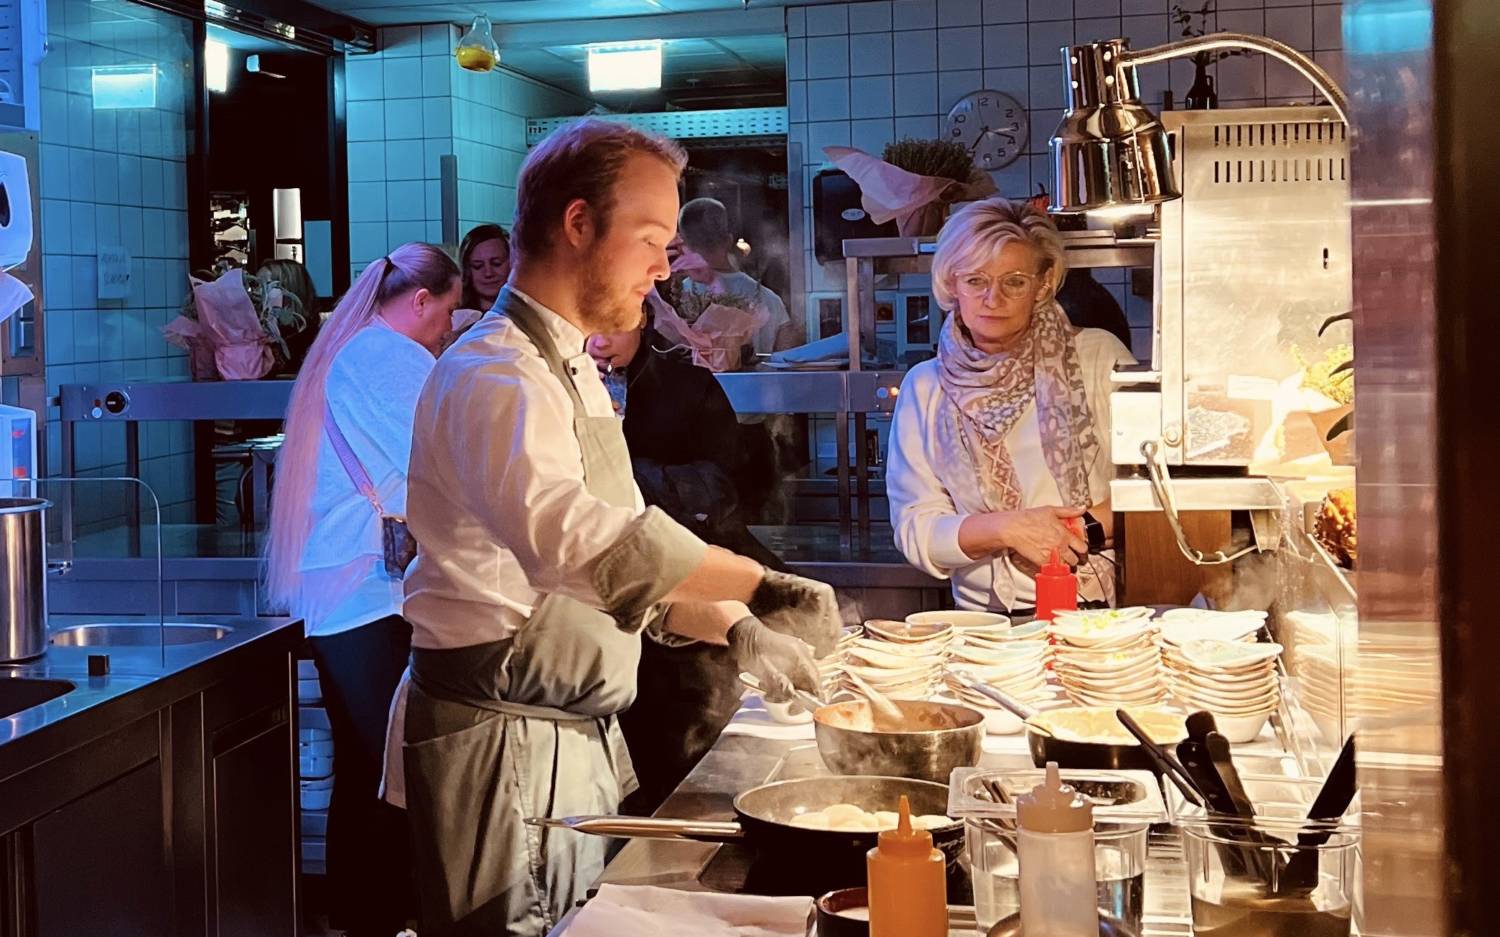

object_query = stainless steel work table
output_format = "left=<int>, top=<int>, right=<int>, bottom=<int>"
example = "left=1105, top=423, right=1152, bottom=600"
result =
left=575, top=725, right=1202, bottom=936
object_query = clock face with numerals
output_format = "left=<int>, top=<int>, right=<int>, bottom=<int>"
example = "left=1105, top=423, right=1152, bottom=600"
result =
left=946, top=89, right=1028, bottom=171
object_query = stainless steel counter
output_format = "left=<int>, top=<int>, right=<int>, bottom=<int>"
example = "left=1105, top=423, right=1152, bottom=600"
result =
left=0, top=614, right=301, bottom=752
left=587, top=727, right=1197, bottom=936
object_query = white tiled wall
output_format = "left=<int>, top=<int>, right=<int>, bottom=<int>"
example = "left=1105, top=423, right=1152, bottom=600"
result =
left=786, top=0, right=1345, bottom=359
left=345, top=25, right=591, bottom=279
left=39, top=0, right=195, bottom=526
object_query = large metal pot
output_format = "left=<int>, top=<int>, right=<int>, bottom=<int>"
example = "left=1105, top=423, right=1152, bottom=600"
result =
left=0, top=497, right=48, bottom=662
left=813, top=699, right=985, bottom=783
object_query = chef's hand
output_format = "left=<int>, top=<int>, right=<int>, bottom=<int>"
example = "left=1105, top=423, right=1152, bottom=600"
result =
left=748, top=570, right=841, bottom=658
left=728, top=616, right=820, bottom=703
left=991, top=506, right=1088, bottom=569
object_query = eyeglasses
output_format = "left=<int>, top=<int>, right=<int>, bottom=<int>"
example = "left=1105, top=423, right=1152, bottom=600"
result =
left=953, top=271, right=1042, bottom=302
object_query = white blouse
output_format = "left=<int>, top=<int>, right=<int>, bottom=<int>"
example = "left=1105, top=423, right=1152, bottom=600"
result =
left=886, top=328, right=1136, bottom=612
left=298, top=321, right=435, bottom=637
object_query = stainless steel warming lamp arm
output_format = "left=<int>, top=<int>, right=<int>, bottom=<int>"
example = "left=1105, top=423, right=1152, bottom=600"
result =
left=1124, top=33, right=1348, bottom=125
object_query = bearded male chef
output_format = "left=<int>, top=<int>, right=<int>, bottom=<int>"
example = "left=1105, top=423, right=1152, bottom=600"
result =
left=390, top=118, right=840, bottom=936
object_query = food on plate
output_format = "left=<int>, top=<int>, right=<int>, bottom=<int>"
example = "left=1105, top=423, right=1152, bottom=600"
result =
left=1315, top=487, right=1357, bottom=567
left=1028, top=706, right=1187, bottom=745
left=788, top=803, right=953, bottom=832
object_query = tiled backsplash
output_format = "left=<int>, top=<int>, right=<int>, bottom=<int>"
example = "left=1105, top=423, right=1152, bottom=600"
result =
left=39, top=0, right=195, bottom=527
left=344, top=25, right=589, bottom=280
left=787, top=0, right=1345, bottom=359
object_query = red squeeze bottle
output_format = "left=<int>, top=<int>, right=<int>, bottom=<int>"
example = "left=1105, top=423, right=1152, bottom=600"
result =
left=1034, top=548, right=1078, bottom=622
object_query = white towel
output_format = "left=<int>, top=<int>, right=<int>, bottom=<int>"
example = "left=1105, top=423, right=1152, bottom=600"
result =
left=563, top=884, right=812, bottom=937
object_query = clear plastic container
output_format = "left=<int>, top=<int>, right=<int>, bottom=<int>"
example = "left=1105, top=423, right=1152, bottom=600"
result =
left=949, top=767, right=1167, bottom=935
left=1170, top=774, right=1360, bottom=937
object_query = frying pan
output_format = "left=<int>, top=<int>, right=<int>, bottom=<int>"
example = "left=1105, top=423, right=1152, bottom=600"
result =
left=529, top=775, right=965, bottom=892
left=951, top=674, right=1181, bottom=774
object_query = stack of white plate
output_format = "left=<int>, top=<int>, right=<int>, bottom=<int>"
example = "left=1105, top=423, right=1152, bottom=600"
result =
left=840, top=635, right=946, bottom=701
left=819, top=625, right=863, bottom=697
left=943, top=639, right=1054, bottom=734
left=1161, top=638, right=1283, bottom=742
left=863, top=618, right=956, bottom=653
left=1048, top=608, right=1166, bottom=708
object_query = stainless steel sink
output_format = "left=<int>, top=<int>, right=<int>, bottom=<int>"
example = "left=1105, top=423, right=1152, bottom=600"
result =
left=50, top=623, right=233, bottom=647
left=0, top=676, right=74, bottom=719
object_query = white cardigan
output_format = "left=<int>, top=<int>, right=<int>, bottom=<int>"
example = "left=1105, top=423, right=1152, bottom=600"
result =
left=886, top=328, right=1135, bottom=612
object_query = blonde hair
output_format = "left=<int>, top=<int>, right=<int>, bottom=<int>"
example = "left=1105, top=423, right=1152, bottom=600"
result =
left=264, top=242, right=459, bottom=611
left=931, top=198, right=1068, bottom=311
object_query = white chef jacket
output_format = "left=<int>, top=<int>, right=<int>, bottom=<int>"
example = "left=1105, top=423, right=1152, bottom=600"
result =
left=403, top=288, right=658, bottom=650
left=886, top=327, right=1135, bottom=612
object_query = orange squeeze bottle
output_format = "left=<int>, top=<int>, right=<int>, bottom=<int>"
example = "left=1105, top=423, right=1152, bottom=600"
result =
left=867, top=795, right=947, bottom=937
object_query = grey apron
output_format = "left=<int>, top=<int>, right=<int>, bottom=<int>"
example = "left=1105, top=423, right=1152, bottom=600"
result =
left=402, top=289, right=654, bottom=937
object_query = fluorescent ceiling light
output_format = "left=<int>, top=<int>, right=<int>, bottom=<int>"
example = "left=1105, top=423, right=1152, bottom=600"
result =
left=588, top=42, right=663, bottom=93
left=205, top=38, right=229, bottom=93
left=91, top=65, right=158, bottom=110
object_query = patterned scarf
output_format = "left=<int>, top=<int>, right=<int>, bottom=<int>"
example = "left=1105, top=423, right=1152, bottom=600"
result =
left=936, top=300, right=1101, bottom=513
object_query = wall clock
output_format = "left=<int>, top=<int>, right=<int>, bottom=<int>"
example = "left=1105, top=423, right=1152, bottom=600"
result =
left=945, top=89, right=1028, bottom=171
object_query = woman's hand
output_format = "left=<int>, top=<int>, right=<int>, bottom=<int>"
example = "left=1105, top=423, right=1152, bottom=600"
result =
left=960, top=506, right=1088, bottom=568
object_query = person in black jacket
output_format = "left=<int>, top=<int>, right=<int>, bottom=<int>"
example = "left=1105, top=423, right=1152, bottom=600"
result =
left=587, top=311, right=789, bottom=814
left=1055, top=267, right=1133, bottom=350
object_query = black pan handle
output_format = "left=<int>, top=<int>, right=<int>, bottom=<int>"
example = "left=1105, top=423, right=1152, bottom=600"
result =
left=951, top=671, right=1040, bottom=721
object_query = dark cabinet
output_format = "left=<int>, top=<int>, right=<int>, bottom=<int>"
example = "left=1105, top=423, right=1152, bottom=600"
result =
left=212, top=709, right=298, bottom=937
left=30, top=761, right=168, bottom=937
left=0, top=624, right=301, bottom=937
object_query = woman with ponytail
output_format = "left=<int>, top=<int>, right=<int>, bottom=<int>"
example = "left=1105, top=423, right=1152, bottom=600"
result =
left=266, top=241, right=460, bottom=937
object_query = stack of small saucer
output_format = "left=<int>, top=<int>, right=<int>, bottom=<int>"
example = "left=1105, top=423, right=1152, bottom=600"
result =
left=906, top=614, right=1053, bottom=733
left=839, top=626, right=947, bottom=701
left=1161, top=636, right=1283, bottom=742
left=943, top=639, right=1054, bottom=734
left=1048, top=608, right=1167, bottom=707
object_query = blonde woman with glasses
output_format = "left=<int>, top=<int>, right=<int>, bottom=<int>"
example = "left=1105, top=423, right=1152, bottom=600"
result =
left=886, top=198, right=1135, bottom=615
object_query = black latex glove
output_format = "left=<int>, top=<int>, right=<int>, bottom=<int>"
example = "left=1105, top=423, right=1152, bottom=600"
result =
left=747, top=569, right=841, bottom=658
left=728, top=616, right=820, bottom=703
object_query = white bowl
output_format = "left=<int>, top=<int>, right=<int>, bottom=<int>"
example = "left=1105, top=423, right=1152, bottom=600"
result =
left=764, top=698, right=815, bottom=725
left=906, top=610, right=1011, bottom=632
left=1208, top=709, right=1273, bottom=743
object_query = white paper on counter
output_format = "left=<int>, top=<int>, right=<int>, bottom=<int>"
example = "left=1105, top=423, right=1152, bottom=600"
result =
left=563, top=884, right=812, bottom=937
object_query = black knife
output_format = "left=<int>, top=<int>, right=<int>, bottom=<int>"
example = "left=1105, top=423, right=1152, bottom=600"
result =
left=1278, top=736, right=1357, bottom=894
